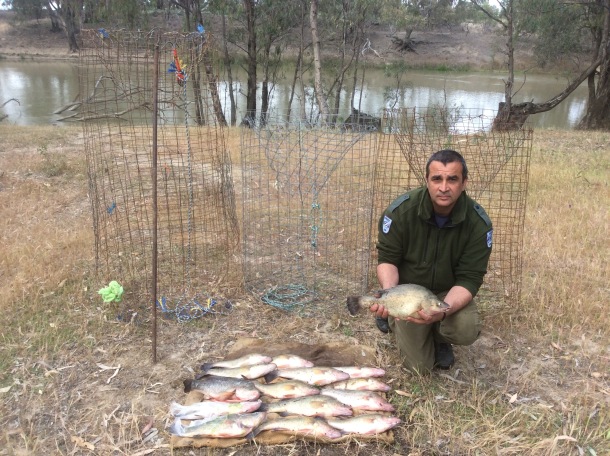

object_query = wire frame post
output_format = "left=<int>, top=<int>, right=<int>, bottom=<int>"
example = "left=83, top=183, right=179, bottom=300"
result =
left=151, top=41, right=159, bottom=363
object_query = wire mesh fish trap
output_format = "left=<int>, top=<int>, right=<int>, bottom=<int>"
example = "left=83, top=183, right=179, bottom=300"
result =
left=240, top=116, right=378, bottom=312
left=374, top=108, right=532, bottom=304
left=79, top=30, right=239, bottom=317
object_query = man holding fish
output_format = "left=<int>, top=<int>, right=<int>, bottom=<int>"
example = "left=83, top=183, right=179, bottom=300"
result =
left=371, top=149, right=493, bottom=372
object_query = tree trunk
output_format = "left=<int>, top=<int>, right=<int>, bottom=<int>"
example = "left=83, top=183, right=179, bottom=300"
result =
left=287, top=47, right=302, bottom=124
left=578, top=2, right=610, bottom=130
left=298, top=3, right=308, bottom=124
left=243, top=0, right=257, bottom=123
left=202, top=50, right=228, bottom=127
left=221, top=13, right=237, bottom=126
left=63, top=4, right=81, bottom=53
left=310, top=0, right=330, bottom=124
left=190, top=51, right=206, bottom=126
left=260, top=41, right=272, bottom=127
left=48, top=5, right=62, bottom=33
left=493, top=0, right=514, bottom=129
left=492, top=57, right=602, bottom=130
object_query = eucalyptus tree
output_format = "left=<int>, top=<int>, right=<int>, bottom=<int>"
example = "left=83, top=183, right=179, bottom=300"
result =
left=211, top=0, right=297, bottom=124
left=8, top=0, right=152, bottom=51
left=171, top=0, right=207, bottom=31
left=309, top=0, right=329, bottom=122
left=208, top=0, right=240, bottom=124
left=257, top=0, right=301, bottom=124
left=7, top=0, right=82, bottom=51
left=309, top=0, right=381, bottom=125
left=568, top=0, right=610, bottom=130
left=472, top=0, right=610, bottom=130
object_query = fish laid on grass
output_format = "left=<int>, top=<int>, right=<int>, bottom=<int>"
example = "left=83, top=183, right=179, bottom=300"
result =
left=200, top=353, right=272, bottom=372
left=320, top=388, right=395, bottom=412
left=265, top=367, right=350, bottom=386
left=183, top=376, right=260, bottom=401
left=346, top=284, right=449, bottom=319
left=169, top=400, right=262, bottom=420
left=329, top=377, right=391, bottom=392
left=272, top=354, right=314, bottom=369
left=334, top=366, right=386, bottom=379
left=169, top=412, right=267, bottom=438
left=326, top=414, right=401, bottom=436
left=258, top=395, right=353, bottom=417
left=200, top=363, right=277, bottom=380
left=254, top=380, right=320, bottom=399
left=247, top=416, right=343, bottom=441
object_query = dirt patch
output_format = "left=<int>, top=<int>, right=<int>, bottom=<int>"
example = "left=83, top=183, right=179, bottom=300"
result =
left=0, top=11, right=74, bottom=60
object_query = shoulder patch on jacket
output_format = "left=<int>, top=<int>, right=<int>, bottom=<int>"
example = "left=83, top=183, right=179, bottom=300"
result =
left=388, top=193, right=410, bottom=212
left=473, top=203, right=491, bottom=227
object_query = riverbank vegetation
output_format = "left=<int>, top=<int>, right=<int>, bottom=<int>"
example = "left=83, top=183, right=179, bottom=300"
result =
left=0, top=124, right=608, bottom=455
left=3, top=1, right=610, bottom=129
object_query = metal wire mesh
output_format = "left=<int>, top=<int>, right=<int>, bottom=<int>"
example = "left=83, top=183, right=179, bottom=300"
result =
left=78, top=30, right=239, bottom=317
left=240, top=117, right=379, bottom=312
left=78, top=29, right=530, bottom=314
left=375, top=108, right=532, bottom=303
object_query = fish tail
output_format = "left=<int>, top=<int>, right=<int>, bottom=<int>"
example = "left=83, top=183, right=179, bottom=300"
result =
left=168, top=418, right=184, bottom=436
left=346, top=296, right=363, bottom=315
left=264, top=371, right=279, bottom=383
left=169, top=401, right=182, bottom=416
left=183, top=379, right=193, bottom=393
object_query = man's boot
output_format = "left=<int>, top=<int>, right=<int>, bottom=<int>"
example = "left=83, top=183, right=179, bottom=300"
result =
left=375, top=316, right=390, bottom=334
left=434, top=342, right=455, bottom=369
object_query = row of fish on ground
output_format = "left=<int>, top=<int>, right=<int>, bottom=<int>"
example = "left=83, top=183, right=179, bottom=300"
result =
left=168, top=353, right=401, bottom=441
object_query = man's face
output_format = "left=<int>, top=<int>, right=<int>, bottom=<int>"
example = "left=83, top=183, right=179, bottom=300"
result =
left=426, top=160, right=467, bottom=216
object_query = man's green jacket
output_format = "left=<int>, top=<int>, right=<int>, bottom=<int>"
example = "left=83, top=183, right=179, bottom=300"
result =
left=377, top=186, right=493, bottom=297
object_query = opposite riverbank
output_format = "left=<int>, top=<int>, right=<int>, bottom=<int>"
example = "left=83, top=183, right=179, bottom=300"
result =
left=0, top=9, right=579, bottom=74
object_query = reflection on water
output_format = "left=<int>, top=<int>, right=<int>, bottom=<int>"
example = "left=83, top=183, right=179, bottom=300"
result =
left=0, top=60, right=589, bottom=129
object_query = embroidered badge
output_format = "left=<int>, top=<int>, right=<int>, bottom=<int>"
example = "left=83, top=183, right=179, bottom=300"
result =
left=486, top=229, right=493, bottom=248
left=382, top=215, right=392, bottom=234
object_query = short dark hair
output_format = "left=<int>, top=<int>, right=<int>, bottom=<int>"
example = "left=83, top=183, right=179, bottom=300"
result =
left=425, top=149, right=468, bottom=180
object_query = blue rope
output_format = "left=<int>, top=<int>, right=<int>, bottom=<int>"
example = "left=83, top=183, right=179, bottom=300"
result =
left=156, top=294, right=232, bottom=322
left=261, top=284, right=317, bottom=312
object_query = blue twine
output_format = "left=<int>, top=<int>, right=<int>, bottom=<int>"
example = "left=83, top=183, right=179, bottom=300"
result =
left=156, top=294, right=232, bottom=322
left=261, top=284, right=317, bottom=312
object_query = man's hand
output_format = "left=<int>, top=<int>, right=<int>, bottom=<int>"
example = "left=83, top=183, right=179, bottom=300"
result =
left=369, top=303, right=390, bottom=319
left=405, top=308, right=447, bottom=325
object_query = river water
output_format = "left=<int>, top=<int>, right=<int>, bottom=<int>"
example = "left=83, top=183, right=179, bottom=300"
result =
left=0, top=60, right=588, bottom=129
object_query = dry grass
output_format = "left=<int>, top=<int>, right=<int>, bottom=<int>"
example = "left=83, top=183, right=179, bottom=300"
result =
left=0, top=125, right=608, bottom=455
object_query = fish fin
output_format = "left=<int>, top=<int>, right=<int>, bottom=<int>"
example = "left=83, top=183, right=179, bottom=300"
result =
left=168, top=418, right=184, bottom=436
left=183, top=379, right=193, bottom=393
left=215, top=391, right=237, bottom=401
left=245, top=426, right=263, bottom=440
left=200, top=362, right=214, bottom=372
left=264, top=371, right=279, bottom=383
left=169, top=401, right=182, bottom=416
left=346, top=296, right=362, bottom=316
left=257, top=403, right=269, bottom=412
